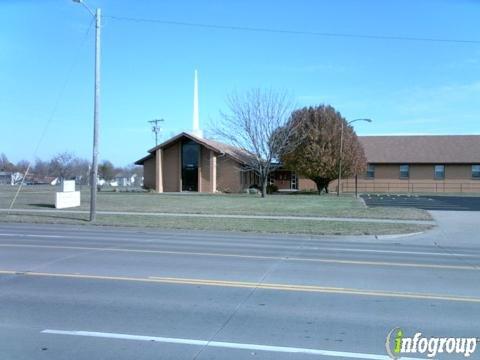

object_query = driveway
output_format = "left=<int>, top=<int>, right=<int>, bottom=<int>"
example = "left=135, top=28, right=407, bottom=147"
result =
left=362, top=194, right=480, bottom=211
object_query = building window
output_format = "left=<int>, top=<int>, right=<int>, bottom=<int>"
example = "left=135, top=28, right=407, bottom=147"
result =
left=290, top=172, right=298, bottom=190
left=181, top=139, right=199, bottom=191
left=434, top=165, right=445, bottom=180
left=268, top=173, right=275, bottom=185
left=473, top=165, right=480, bottom=179
left=366, top=164, right=375, bottom=179
left=399, top=164, right=409, bottom=179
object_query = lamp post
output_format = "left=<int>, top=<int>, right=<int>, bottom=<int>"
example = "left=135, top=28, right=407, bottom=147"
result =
left=72, top=0, right=101, bottom=222
left=337, top=118, right=372, bottom=196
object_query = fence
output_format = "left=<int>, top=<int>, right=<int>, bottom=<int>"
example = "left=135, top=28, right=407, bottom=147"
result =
left=338, top=180, right=480, bottom=194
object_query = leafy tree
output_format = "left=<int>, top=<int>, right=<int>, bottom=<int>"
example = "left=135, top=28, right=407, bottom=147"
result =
left=281, top=105, right=366, bottom=194
left=98, top=160, right=115, bottom=181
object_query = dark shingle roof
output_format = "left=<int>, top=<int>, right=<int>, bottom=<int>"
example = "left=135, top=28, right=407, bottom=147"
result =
left=136, top=133, right=480, bottom=166
left=359, top=135, right=480, bottom=164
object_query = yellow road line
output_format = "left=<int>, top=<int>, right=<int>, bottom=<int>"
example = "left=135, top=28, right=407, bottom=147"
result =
left=0, top=243, right=475, bottom=271
left=1, top=270, right=479, bottom=303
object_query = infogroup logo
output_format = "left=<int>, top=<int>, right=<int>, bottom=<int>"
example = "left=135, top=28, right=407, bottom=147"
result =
left=385, top=328, right=478, bottom=359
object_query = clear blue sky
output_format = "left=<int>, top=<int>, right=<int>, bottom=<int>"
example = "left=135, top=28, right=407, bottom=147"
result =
left=1, top=0, right=479, bottom=166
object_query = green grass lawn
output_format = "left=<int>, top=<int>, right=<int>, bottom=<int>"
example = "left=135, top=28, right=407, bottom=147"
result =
left=0, top=185, right=433, bottom=235
left=0, top=212, right=431, bottom=236
left=0, top=185, right=431, bottom=220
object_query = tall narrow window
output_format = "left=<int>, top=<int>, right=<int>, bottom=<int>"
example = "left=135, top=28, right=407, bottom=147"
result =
left=290, top=172, right=298, bottom=190
left=434, top=165, right=445, bottom=180
left=366, top=164, right=375, bottom=179
left=399, top=164, right=409, bottom=179
left=181, top=139, right=199, bottom=191
left=472, top=165, right=480, bottom=179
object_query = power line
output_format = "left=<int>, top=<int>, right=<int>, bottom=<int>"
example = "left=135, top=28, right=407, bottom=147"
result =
left=8, top=17, right=95, bottom=212
left=148, top=118, right=164, bottom=146
left=104, top=15, right=480, bottom=45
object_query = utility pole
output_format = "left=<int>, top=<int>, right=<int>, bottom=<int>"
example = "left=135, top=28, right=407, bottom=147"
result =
left=149, top=118, right=164, bottom=146
left=337, top=120, right=345, bottom=197
left=73, top=0, right=100, bottom=222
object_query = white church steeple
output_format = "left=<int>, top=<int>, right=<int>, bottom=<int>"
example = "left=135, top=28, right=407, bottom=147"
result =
left=192, top=69, right=203, bottom=138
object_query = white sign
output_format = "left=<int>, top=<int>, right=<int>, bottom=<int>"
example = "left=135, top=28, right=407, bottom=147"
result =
left=62, top=180, right=76, bottom=192
left=55, top=191, right=81, bottom=209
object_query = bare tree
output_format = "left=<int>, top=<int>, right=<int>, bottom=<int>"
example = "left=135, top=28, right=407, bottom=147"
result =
left=49, top=152, right=76, bottom=180
left=215, top=89, right=299, bottom=198
left=33, top=158, right=50, bottom=178
left=15, top=160, right=30, bottom=174
left=71, top=158, right=90, bottom=185
left=0, top=154, right=15, bottom=172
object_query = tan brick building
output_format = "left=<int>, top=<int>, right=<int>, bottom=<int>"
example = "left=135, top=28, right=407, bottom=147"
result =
left=342, top=135, right=480, bottom=193
left=135, top=132, right=259, bottom=193
left=136, top=134, right=480, bottom=194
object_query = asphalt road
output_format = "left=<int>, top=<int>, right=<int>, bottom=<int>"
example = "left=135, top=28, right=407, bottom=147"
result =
left=0, top=219, right=479, bottom=359
left=362, top=194, right=480, bottom=211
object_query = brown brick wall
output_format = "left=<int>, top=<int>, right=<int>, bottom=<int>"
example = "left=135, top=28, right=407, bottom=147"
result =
left=272, top=170, right=291, bottom=190
left=143, top=157, right=156, bottom=189
left=446, top=164, right=472, bottom=180
left=368, top=164, right=474, bottom=181
left=298, top=178, right=317, bottom=191
left=199, top=147, right=212, bottom=192
left=374, top=164, right=400, bottom=179
left=217, top=157, right=243, bottom=193
left=338, top=164, right=480, bottom=193
left=162, top=142, right=180, bottom=192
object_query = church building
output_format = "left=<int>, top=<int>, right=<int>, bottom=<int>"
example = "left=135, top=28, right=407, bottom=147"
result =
left=135, top=71, right=480, bottom=194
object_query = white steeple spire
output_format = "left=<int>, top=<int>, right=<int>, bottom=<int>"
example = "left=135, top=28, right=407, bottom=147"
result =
left=192, top=69, right=203, bottom=137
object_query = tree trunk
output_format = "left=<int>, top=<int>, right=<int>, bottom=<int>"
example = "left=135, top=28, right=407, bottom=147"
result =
left=261, top=179, right=267, bottom=198
left=313, top=178, right=330, bottom=195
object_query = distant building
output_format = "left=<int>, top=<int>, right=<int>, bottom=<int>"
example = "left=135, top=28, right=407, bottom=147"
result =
left=343, top=135, right=480, bottom=193
left=0, top=171, right=24, bottom=186
left=0, top=171, right=14, bottom=185
left=110, top=173, right=142, bottom=187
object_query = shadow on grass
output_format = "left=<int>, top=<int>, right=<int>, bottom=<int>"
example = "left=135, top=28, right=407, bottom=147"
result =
left=28, top=203, right=55, bottom=208
left=6, top=213, right=89, bottom=222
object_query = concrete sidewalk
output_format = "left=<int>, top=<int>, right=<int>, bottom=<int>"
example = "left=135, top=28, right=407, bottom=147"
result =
left=0, top=208, right=436, bottom=225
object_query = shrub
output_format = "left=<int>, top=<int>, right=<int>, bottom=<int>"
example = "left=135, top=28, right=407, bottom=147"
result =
left=266, top=184, right=278, bottom=194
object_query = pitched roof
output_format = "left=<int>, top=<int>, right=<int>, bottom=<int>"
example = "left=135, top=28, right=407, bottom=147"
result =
left=135, top=132, right=254, bottom=165
left=134, top=153, right=154, bottom=165
left=359, top=135, right=480, bottom=164
left=197, top=137, right=256, bottom=164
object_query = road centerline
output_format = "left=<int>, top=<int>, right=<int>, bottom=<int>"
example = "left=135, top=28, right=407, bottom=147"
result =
left=1, top=270, right=479, bottom=303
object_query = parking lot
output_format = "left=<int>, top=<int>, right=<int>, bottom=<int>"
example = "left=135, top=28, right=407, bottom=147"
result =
left=361, top=194, right=480, bottom=211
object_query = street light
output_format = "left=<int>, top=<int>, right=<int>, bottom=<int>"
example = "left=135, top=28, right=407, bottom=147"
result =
left=72, top=0, right=101, bottom=222
left=337, top=118, right=372, bottom=196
